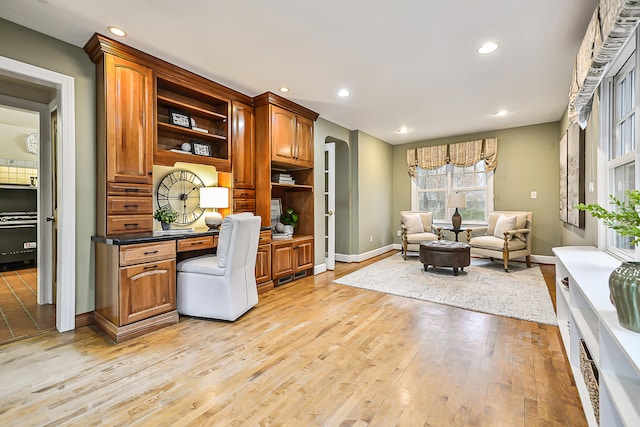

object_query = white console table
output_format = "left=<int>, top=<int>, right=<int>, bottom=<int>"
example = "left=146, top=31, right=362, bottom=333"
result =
left=553, top=246, right=640, bottom=427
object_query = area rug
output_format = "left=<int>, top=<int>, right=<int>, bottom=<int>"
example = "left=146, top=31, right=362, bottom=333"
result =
left=333, top=254, right=557, bottom=325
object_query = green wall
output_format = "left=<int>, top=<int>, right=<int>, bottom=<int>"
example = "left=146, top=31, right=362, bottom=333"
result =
left=560, top=95, right=599, bottom=247
left=391, top=121, right=563, bottom=257
left=0, top=18, right=96, bottom=313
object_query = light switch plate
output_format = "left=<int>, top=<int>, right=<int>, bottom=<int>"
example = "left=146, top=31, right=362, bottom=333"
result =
left=531, top=191, right=537, bottom=199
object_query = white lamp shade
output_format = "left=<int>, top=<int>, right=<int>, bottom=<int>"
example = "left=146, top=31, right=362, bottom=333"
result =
left=447, top=193, right=466, bottom=208
left=199, top=186, right=229, bottom=209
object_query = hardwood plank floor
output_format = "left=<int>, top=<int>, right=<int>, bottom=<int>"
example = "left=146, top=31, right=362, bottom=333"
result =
left=0, top=251, right=586, bottom=426
left=0, top=267, right=55, bottom=345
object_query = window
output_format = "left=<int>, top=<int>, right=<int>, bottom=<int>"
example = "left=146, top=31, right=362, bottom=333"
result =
left=412, top=160, right=493, bottom=224
left=601, top=31, right=639, bottom=259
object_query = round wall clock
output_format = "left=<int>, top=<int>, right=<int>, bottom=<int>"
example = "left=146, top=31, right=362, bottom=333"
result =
left=156, top=169, right=205, bottom=225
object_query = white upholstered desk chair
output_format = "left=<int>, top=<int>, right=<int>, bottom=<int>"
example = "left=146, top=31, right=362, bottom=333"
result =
left=176, top=213, right=261, bottom=321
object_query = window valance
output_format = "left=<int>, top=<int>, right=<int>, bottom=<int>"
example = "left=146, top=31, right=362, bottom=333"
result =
left=407, top=138, right=497, bottom=178
left=569, top=0, right=640, bottom=128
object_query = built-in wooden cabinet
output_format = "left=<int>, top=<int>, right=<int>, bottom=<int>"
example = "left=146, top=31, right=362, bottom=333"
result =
left=154, top=75, right=231, bottom=171
left=94, top=240, right=178, bottom=343
left=254, top=92, right=318, bottom=286
left=232, top=101, right=256, bottom=189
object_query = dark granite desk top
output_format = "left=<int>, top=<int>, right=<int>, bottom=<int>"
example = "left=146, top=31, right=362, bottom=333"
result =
left=92, top=226, right=271, bottom=246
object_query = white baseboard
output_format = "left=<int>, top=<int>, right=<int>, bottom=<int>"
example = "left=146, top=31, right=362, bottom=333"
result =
left=314, top=263, right=327, bottom=275
left=335, top=244, right=396, bottom=263
left=531, top=254, right=554, bottom=264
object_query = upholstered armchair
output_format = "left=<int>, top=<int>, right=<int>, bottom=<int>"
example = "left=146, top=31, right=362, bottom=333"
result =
left=176, top=213, right=261, bottom=321
left=465, top=211, right=532, bottom=272
left=401, top=210, right=441, bottom=260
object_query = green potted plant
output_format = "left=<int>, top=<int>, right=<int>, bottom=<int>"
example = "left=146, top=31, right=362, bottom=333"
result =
left=576, top=189, right=640, bottom=332
left=154, top=207, right=178, bottom=230
left=280, top=208, right=298, bottom=235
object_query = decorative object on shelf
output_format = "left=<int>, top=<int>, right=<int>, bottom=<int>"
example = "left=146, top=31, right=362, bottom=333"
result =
left=448, top=192, right=466, bottom=229
left=191, top=141, right=212, bottom=157
left=156, top=169, right=205, bottom=225
left=577, top=190, right=640, bottom=332
left=270, top=198, right=282, bottom=229
left=199, top=186, right=229, bottom=229
left=25, top=133, right=38, bottom=155
left=280, top=208, right=298, bottom=236
left=190, top=118, right=209, bottom=133
left=154, top=207, right=178, bottom=230
left=181, top=142, right=192, bottom=152
left=169, top=109, right=192, bottom=128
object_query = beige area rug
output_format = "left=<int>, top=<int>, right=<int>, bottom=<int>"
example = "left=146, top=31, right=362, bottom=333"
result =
left=333, top=254, right=558, bottom=325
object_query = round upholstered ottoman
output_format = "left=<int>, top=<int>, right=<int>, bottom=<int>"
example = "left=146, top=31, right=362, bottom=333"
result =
left=419, top=240, right=470, bottom=276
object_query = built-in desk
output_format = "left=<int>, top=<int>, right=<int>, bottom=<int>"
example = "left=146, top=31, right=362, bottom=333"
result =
left=92, top=228, right=220, bottom=343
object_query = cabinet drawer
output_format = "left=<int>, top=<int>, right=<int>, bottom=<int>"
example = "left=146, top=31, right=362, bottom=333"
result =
left=233, top=198, right=255, bottom=212
left=259, top=230, right=272, bottom=245
left=107, top=182, right=153, bottom=197
left=177, top=236, right=215, bottom=252
left=233, top=189, right=255, bottom=199
left=107, top=215, right=153, bottom=235
left=119, top=241, right=176, bottom=266
left=107, top=196, right=153, bottom=215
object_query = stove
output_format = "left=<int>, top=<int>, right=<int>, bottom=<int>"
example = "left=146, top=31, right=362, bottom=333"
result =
left=0, top=187, right=37, bottom=266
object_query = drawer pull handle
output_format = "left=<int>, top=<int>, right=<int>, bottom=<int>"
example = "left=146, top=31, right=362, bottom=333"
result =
left=124, top=223, right=139, bottom=227
left=124, top=188, right=140, bottom=192
left=124, top=204, right=139, bottom=208
left=144, top=250, right=159, bottom=255
left=191, top=242, right=203, bottom=246
left=144, top=265, right=158, bottom=270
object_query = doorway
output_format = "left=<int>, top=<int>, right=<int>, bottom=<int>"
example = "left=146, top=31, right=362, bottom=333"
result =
left=0, top=55, right=76, bottom=333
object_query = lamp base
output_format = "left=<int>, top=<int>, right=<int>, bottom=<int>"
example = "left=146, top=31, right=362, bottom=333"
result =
left=204, top=211, right=223, bottom=229
left=452, top=208, right=462, bottom=229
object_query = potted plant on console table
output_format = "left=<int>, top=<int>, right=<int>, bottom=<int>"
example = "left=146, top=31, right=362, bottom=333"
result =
left=577, top=189, right=640, bottom=332
left=154, top=207, right=178, bottom=231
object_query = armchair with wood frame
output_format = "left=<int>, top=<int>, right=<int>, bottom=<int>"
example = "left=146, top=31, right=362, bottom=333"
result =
left=400, top=210, right=441, bottom=260
left=465, top=211, right=532, bottom=272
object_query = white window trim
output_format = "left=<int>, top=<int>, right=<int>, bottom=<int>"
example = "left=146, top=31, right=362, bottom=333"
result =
left=410, top=164, right=494, bottom=227
left=599, top=28, right=640, bottom=261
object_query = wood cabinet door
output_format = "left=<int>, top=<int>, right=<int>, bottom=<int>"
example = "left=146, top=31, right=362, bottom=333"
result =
left=295, top=115, right=314, bottom=167
left=256, top=244, right=272, bottom=284
left=271, top=242, right=294, bottom=279
left=294, top=239, right=314, bottom=272
left=119, top=259, right=176, bottom=325
left=232, top=101, right=256, bottom=189
left=270, top=105, right=296, bottom=164
left=105, top=54, right=153, bottom=184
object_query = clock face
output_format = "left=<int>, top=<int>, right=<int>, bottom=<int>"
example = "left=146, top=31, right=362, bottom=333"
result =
left=156, top=169, right=205, bottom=224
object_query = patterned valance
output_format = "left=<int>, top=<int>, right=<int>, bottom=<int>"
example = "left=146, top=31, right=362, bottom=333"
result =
left=569, top=0, right=640, bottom=127
left=407, top=138, right=498, bottom=178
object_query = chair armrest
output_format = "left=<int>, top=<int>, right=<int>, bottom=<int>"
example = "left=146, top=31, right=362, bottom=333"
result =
left=432, top=226, right=442, bottom=240
left=502, top=228, right=531, bottom=247
left=464, top=226, right=487, bottom=242
left=401, top=224, right=408, bottom=241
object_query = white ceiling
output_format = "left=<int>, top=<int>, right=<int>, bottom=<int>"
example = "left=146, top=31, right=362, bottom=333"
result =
left=0, top=0, right=597, bottom=144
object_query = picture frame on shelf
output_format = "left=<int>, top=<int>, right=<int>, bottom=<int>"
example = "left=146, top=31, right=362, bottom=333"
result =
left=270, top=198, right=282, bottom=229
left=169, top=109, right=192, bottom=128
left=191, top=141, right=212, bottom=157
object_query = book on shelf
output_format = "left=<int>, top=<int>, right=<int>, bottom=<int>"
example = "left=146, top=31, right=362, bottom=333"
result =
left=191, top=126, right=209, bottom=133
left=272, top=233, right=292, bottom=240
left=170, top=149, right=192, bottom=154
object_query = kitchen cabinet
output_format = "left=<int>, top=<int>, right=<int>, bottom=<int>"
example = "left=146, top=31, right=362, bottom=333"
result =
left=267, top=104, right=314, bottom=168
left=94, top=240, right=177, bottom=343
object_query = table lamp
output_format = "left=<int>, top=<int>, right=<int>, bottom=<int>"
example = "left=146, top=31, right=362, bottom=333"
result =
left=199, top=186, right=229, bottom=229
left=447, top=193, right=466, bottom=229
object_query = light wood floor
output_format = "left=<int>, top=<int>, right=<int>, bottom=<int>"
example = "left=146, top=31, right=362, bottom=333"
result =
left=0, top=251, right=585, bottom=426
left=0, top=266, right=55, bottom=345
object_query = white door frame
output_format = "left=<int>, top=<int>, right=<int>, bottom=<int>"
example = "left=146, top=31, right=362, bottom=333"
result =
left=0, top=94, right=52, bottom=304
left=324, top=143, right=335, bottom=270
left=0, top=56, right=76, bottom=332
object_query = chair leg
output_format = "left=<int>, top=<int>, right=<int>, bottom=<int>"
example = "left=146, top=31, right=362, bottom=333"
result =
left=403, top=241, right=407, bottom=260
left=526, top=255, right=531, bottom=268
left=503, top=251, right=509, bottom=272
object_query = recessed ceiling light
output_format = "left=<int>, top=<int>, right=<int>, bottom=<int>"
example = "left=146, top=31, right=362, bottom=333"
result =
left=396, top=127, right=412, bottom=134
left=108, top=26, right=127, bottom=37
left=478, top=42, right=498, bottom=54
left=495, top=110, right=509, bottom=117
left=337, top=89, right=350, bottom=97
left=279, top=87, right=289, bottom=93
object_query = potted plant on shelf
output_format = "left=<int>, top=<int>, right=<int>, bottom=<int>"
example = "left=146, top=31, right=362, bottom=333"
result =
left=576, top=189, right=640, bottom=332
left=154, top=207, right=177, bottom=231
left=280, top=208, right=298, bottom=236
